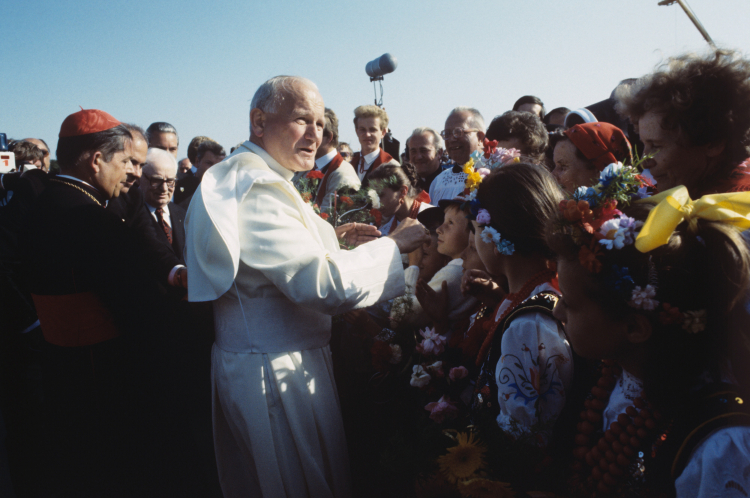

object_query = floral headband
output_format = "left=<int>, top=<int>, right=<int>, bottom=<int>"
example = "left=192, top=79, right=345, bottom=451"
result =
left=475, top=208, right=514, bottom=255
left=557, top=162, right=750, bottom=333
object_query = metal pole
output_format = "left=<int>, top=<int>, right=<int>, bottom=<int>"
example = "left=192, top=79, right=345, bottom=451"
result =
left=658, top=0, right=716, bottom=48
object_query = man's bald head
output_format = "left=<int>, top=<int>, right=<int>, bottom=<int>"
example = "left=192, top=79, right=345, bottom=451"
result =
left=249, top=76, right=325, bottom=172
left=143, top=147, right=178, bottom=177
left=141, top=148, right=178, bottom=209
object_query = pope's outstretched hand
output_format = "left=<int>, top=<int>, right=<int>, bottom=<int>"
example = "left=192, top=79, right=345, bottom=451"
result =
left=388, top=218, right=431, bottom=254
left=335, top=222, right=382, bottom=247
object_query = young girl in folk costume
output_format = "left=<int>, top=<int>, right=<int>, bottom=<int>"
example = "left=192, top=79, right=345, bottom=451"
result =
left=367, top=163, right=432, bottom=236
left=469, top=162, right=573, bottom=447
left=549, top=174, right=750, bottom=495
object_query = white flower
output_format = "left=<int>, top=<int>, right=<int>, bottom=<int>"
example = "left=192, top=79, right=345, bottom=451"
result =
left=410, top=364, right=431, bottom=388
left=599, top=162, right=624, bottom=181
left=389, top=344, right=402, bottom=364
left=682, top=310, right=707, bottom=334
left=367, top=189, right=380, bottom=209
left=598, top=219, right=626, bottom=250
left=417, top=327, right=447, bottom=355
left=629, top=285, right=658, bottom=310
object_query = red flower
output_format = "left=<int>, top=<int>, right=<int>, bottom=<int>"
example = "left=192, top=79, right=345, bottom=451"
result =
left=370, top=208, right=382, bottom=226
left=306, top=170, right=324, bottom=180
left=320, top=212, right=329, bottom=220
left=340, top=196, right=354, bottom=207
left=578, top=242, right=602, bottom=273
left=483, top=138, right=499, bottom=158
left=301, top=192, right=312, bottom=202
left=659, top=303, right=684, bottom=325
left=561, top=199, right=593, bottom=223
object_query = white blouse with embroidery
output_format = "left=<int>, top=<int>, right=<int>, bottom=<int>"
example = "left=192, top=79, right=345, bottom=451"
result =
left=493, top=283, right=573, bottom=444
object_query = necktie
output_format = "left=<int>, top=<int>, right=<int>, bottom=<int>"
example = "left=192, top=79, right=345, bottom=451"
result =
left=155, top=207, right=173, bottom=245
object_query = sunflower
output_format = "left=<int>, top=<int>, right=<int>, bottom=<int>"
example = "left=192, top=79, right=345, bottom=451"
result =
left=437, top=432, right=486, bottom=483
left=457, top=478, right=515, bottom=498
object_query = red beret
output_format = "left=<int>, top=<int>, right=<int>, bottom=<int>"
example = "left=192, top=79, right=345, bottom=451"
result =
left=564, top=122, right=632, bottom=171
left=59, top=109, right=122, bottom=138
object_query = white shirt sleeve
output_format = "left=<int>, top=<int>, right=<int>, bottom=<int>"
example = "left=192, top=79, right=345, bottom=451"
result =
left=237, top=182, right=404, bottom=316
left=675, top=426, right=750, bottom=498
left=495, top=312, right=573, bottom=444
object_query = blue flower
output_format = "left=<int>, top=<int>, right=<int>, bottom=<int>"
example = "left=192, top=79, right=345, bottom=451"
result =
left=469, top=199, right=482, bottom=218
left=573, top=186, right=600, bottom=208
left=604, top=265, right=635, bottom=295
left=481, top=226, right=515, bottom=255
left=497, top=239, right=515, bottom=256
left=599, top=162, right=624, bottom=189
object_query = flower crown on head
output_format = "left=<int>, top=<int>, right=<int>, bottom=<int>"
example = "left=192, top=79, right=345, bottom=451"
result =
left=554, top=160, right=721, bottom=333
left=476, top=209, right=514, bottom=255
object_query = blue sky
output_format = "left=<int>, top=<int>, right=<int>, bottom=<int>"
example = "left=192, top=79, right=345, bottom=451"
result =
left=3, top=0, right=750, bottom=159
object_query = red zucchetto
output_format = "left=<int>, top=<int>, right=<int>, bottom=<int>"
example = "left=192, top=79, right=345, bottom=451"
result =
left=59, top=109, right=122, bottom=138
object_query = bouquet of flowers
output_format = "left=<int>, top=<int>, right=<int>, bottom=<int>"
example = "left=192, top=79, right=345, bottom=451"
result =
left=321, top=187, right=380, bottom=228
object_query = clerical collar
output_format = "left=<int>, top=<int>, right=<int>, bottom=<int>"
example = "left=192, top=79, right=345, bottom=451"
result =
left=241, top=141, right=295, bottom=182
left=315, top=149, right=337, bottom=170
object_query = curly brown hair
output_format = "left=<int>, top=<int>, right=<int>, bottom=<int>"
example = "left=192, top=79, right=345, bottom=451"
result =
left=616, top=50, right=750, bottom=180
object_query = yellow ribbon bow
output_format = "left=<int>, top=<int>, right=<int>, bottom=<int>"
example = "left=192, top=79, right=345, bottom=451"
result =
left=634, top=186, right=750, bottom=253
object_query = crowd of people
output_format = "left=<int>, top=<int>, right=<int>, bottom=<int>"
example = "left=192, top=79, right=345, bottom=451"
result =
left=1, top=47, right=750, bottom=498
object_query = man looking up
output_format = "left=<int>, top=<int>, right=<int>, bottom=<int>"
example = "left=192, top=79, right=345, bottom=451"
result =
left=314, top=108, right=360, bottom=210
left=174, top=139, right=225, bottom=206
left=186, top=75, right=428, bottom=498
left=408, top=126, right=444, bottom=194
left=146, top=122, right=179, bottom=158
left=350, top=105, right=399, bottom=186
left=430, top=107, right=485, bottom=202
left=141, top=148, right=185, bottom=260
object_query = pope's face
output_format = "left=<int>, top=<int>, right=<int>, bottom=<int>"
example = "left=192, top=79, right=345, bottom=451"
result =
left=260, top=83, right=325, bottom=172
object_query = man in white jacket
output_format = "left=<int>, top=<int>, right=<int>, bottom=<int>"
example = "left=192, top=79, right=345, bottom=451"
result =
left=184, top=75, right=428, bottom=498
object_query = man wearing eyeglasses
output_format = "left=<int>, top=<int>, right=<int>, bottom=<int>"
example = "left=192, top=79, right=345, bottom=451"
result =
left=140, top=148, right=186, bottom=262
left=428, top=107, right=485, bottom=203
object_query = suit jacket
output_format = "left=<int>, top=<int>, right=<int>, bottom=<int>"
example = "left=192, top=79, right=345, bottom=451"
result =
left=174, top=175, right=201, bottom=206
left=147, top=202, right=186, bottom=264
left=107, top=188, right=181, bottom=284
left=350, top=148, right=400, bottom=188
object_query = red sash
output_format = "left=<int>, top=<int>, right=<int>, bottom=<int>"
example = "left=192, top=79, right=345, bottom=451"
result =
left=32, top=292, right=120, bottom=347
left=315, top=152, right=345, bottom=206
left=355, top=149, right=396, bottom=184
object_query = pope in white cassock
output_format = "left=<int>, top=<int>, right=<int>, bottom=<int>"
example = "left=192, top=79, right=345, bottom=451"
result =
left=184, top=76, right=429, bottom=498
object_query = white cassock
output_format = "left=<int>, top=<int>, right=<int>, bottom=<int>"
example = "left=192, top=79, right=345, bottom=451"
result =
left=185, top=140, right=405, bottom=498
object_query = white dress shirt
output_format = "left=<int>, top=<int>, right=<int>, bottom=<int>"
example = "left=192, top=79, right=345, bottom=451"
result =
left=357, top=148, right=381, bottom=181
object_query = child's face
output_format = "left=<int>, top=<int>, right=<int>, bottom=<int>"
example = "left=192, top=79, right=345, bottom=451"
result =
left=461, top=229, right=486, bottom=273
left=436, top=205, right=469, bottom=259
left=553, top=258, right=630, bottom=360
left=378, top=186, right=403, bottom=219
left=419, top=234, right=449, bottom=283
